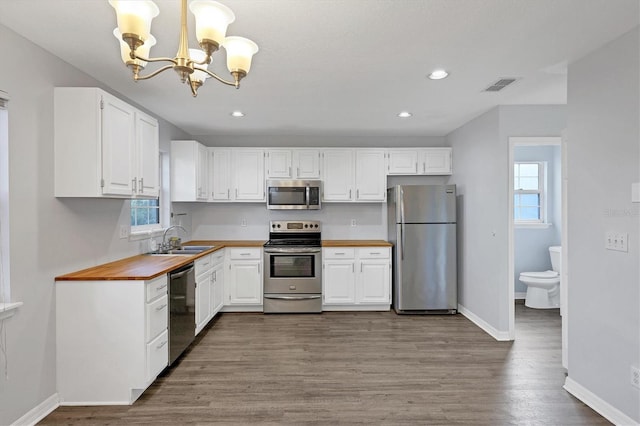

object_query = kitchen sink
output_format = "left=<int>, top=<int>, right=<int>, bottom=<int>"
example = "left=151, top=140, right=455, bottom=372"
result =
left=146, top=246, right=215, bottom=256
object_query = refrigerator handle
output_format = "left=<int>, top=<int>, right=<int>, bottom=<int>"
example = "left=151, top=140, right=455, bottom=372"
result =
left=399, top=187, right=405, bottom=260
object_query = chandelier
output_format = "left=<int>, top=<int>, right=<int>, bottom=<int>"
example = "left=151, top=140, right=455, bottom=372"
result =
left=109, top=0, right=259, bottom=97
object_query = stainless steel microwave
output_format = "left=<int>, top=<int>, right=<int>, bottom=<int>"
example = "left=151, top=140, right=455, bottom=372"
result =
left=266, top=179, right=322, bottom=210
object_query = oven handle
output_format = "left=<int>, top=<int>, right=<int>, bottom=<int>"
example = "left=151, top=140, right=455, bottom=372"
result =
left=264, top=247, right=322, bottom=254
left=264, top=295, right=322, bottom=300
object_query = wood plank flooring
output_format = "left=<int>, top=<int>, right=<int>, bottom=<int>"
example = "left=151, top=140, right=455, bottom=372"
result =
left=40, top=304, right=608, bottom=425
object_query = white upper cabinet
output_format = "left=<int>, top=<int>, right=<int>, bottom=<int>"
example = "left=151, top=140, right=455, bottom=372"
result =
left=421, top=148, right=452, bottom=175
left=170, top=140, right=209, bottom=201
left=355, top=149, right=386, bottom=202
left=55, top=87, right=158, bottom=198
left=387, top=150, right=418, bottom=175
left=233, top=149, right=265, bottom=201
left=322, top=149, right=386, bottom=202
left=387, top=148, right=452, bottom=175
left=322, top=149, right=354, bottom=201
left=265, top=148, right=322, bottom=179
left=265, top=149, right=292, bottom=178
left=209, top=148, right=232, bottom=201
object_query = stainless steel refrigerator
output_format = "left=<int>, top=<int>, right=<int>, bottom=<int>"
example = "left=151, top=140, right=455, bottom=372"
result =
left=387, top=185, right=457, bottom=314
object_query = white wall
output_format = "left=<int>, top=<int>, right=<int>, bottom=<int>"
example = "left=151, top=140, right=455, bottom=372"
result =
left=196, top=134, right=446, bottom=148
left=514, top=145, right=562, bottom=295
left=446, top=105, right=567, bottom=333
left=566, top=27, right=639, bottom=422
left=0, top=24, right=191, bottom=425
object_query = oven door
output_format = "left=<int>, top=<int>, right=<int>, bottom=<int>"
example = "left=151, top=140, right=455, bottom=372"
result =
left=263, top=248, right=322, bottom=294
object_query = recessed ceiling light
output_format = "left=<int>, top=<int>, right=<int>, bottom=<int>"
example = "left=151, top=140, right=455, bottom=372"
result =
left=397, top=111, right=412, bottom=118
left=231, top=111, right=245, bottom=117
left=428, top=70, right=449, bottom=80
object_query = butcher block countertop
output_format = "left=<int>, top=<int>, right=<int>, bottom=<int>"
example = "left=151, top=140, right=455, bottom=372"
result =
left=322, top=240, right=392, bottom=247
left=55, top=239, right=391, bottom=281
left=55, top=240, right=265, bottom=281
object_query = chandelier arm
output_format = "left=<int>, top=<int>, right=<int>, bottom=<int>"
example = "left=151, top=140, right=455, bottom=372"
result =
left=134, top=64, right=175, bottom=81
left=197, top=67, right=237, bottom=87
left=133, top=54, right=178, bottom=65
left=187, top=74, right=198, bottom=97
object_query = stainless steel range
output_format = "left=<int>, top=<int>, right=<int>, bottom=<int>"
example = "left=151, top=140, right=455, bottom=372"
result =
left=263, top=220, right=322, bottom=313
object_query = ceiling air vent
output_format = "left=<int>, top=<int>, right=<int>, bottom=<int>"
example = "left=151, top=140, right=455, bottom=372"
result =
left=484, top=78, right=518, bottom=92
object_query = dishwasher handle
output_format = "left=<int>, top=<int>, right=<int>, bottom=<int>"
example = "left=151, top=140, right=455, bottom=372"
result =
left=169, top=263, right=195, bottom=279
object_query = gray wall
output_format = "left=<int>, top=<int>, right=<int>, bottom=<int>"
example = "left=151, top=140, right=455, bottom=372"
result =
left=446, top=105, right=566, bottom=332
left=0, top=24, right=190, bottom=425
left=566, top=27, right=639, bottom=422
left=514, top=145, right=562, bottom=295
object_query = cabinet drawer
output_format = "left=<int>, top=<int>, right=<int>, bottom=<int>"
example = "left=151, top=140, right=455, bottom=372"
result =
left=358, top=247, right=390, bottom=259
left=146, top=295, right=168, bottom=341
left=211, top=250, right=225, bottom=266
left=228, top=248, right=261, bottom=260
left=195, top=254, right=213, bottom=275
left=146, top=275, right=168, bottom=303
left=146, top=330, right=168, bottom=383
left=323, top=248, right=355, bottom=259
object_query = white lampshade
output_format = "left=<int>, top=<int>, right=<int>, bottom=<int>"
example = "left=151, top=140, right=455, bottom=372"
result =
left=189, top=49, right=210, bottom=84
left=223, top=36, right=259, bottom=74
left=189, top=0, right=235, bottom=46
left=109, top=0, right=159, bottom=42
left=114, top=28, right=156, bottom=67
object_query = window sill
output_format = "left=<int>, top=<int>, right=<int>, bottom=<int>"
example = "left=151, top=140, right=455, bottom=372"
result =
left=0, top=302, right=23, bottom=320
left=129, top=227, right=164, bottom=241
left=515, top=222, right=553, bottom=229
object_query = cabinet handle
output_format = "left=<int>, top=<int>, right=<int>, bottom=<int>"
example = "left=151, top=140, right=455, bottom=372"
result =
left=297, top=167, right=300, bottom=176
left=356, top=189, right=359, bottom=199
left=258, top=263, right=261, bottom=274
left=360, top=263, right=363, bottom=273
left=227, top=189, right=230, bottom=199
left=349, top=189, right=352, bottom=199
left=157, top=284, right=167, bottom=291
left=335, top=252, right=345, bottom=255
left=423, top=162, right=426, bottom=173
left=235, top=188, right=238, bottom=198
left=240, top=253, right=251, bottom=256
left=156, top=340, right=168, bottom=350
left=352, top=264, right=355, bottom=273
left=289, top=166, right=291, bottom=177
left=156, top=303, right=167, bottom=311
left=132, top=178, right=137, bottom=193
left=369, top=252, right=381, bottom=255
left=139, top=178, right=143, bottom=193
left=415, top=161, right=418, bottom=172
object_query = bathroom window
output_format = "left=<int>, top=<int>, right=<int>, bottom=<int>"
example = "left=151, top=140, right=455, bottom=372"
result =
left=514, top=162, right=545, bottom=223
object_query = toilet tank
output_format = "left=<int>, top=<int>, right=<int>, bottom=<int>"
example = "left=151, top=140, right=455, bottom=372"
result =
left=549, top=246, right=561, bottom=272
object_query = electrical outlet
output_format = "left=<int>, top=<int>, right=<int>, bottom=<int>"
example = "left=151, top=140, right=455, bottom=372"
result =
left=241, top=218, right=247, bottom=227
left=119, top=225, right=129, bottom=239
left=632, top=366, right=640, bottom=389
left=351, top=219, right=357, bottom=227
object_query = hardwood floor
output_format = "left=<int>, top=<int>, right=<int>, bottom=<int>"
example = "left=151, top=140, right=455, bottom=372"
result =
left=40, top=304, right=608, bottom=425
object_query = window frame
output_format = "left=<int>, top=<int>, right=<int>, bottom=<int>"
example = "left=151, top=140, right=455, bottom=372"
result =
left=130, top=152, right=162, bottom=235
left=514, top=161, right=546, bottom=224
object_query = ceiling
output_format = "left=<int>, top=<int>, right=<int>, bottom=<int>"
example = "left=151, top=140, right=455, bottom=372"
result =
left=0, top=0, right=638, bottom=138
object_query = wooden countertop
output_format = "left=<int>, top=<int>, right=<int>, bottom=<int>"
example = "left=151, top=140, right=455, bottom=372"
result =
left=56, top=239, right=391, bottom=281
left=322, top=240, right=392, bottom=247
left=55, top=240, right=265, bottom=281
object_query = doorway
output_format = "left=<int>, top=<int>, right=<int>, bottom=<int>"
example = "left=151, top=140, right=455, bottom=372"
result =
left=508, top=136, right=567, bottom=368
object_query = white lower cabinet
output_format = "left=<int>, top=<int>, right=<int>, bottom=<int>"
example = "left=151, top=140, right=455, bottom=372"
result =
left=223, top=248, right=263, bottom=312
left=195, top=250, right=226, bottom=335
left=323, top=247, right=391, bottom=311
left=56, top=275, right=169, bottom=405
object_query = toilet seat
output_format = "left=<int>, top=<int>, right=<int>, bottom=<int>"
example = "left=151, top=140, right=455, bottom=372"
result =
left=520, top=270, right=559, bottom=279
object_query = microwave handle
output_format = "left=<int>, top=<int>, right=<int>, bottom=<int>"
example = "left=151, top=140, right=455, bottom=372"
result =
left=306, top=186, right=310, bottom=209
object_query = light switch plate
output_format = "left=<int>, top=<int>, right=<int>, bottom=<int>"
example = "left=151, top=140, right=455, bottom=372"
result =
left=119, top=225, right=129, bottom=239
left=605, top=232, right=628, bottom=252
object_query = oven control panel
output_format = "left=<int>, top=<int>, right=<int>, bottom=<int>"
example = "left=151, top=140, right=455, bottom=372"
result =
left=270, top=220, right=321, bottom=232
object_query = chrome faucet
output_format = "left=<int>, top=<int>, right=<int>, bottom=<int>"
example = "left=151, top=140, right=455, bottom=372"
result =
left=162, top=225, right=187, bottom=250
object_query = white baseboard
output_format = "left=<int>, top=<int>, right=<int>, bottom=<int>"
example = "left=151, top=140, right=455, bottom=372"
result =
left=515, top=292, right=527, bottom=300
left=12, top=393, right=59, bottom=426
left=458, top=303, right=511, bottom=341
left=564, top=377, right=639, bottom=426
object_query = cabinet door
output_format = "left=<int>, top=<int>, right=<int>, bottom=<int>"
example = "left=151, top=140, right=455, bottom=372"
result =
left=136, top=111, right=159, bottom=197
left=387, top=150, right=418, bottom=175
left=358, top=260, right=390, bottom=304
left=211, top=265, right=225, bottom=315
left=322, top=149, right=354, bottom=201
left=229, top=261, right=262, bottom=305
left=421, top=148, right=452, bottom=175
left=210, top=148, right=232, bottom=201
left=323, top=261, right=356, bottom=304
left=195, top=273, right=211, bottom=334
left=101, top=93, right=135, bottom=196
left=266, top=149, right=292, bottom=178
left=355, top=149, right=386, bottom=201
left=234, top=150, right=265, bottom=201
left=196, top=143, right=209, bottom=200
left=293, top=149, right=321, bottom=179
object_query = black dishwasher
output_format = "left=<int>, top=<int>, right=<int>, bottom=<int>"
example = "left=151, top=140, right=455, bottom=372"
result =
left=168, top=262, right=196, bottom=365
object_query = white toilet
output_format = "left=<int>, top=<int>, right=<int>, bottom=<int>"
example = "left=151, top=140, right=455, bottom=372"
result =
left=519, top=246, right=561, bottom=309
